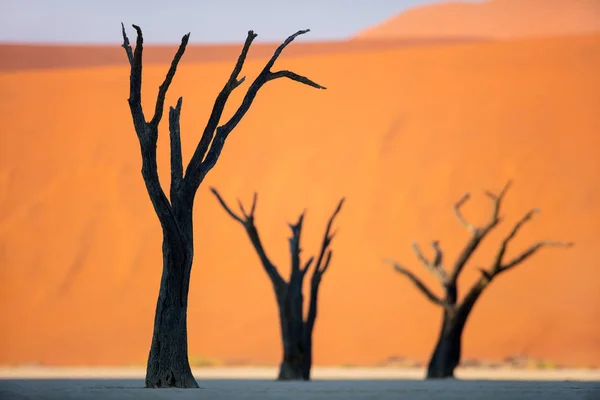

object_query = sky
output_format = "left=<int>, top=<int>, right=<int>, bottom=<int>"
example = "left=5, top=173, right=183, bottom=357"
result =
left=0, top=0, right=483, bottom=44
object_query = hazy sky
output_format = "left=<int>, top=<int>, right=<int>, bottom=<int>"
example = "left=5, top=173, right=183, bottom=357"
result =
left=0, top=0, right=482, bottom=44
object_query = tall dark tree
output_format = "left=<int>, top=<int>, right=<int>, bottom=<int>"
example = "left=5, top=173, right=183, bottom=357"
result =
left=384, top=181, right=573, bottom=379
left=211, top=189, right=344, bottom=380
left=120, top=23, right=325, bottom=388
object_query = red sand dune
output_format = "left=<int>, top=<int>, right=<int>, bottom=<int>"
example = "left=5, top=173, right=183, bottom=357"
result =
left=0, top=34, right=599, bottom=368
left=355, top=0, right=600, bottom=40
left=0, top=38, right=485, bottom=73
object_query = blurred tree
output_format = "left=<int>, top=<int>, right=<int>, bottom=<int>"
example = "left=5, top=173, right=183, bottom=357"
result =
left=211, top=189, right=344, bottom=380
left=384, top=181, right=573, bottom=379
left=120, top=23, right=325, bottom=388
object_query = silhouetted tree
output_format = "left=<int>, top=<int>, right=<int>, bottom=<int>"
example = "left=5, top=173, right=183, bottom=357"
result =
left=120, top=23, right=325, bottom=388
left=211, top=189, right=344, bottom=380
left=384, top=181, right=572, bottom=379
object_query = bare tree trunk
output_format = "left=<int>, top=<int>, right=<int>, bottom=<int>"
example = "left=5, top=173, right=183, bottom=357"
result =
left=278, top=333, right=306, bottom=380
left=301, top=299, right=315, bottom=381
left=145, top=208, right=197, bottom=388
left=145, top=255, right=195, bottom=387
left=301, top=335, right=313, bottom=380
left=427, top=279, right=484, bottom=378
left=275, top=283, right=316, bottom=381
left=275, top=316, right=314, bottom=381
left=276, top=276, right=309, bottom=380
left=385, top=181, right=573, bottom=380
left=211, top=190, right=343, bottom=381
left=427, top=310, right=463, bottom=379
left=121, top=22, right=324, bottom=388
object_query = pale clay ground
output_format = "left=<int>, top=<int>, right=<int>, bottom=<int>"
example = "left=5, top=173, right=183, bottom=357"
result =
left=0, top=367, right=598, bottom=400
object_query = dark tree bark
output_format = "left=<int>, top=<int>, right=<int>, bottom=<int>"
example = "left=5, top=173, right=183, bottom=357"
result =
left=211, top=189, right=344, bottom=380
left=384, top=180, right=573, bottom=379
left=120, top=23, right=325, bottom=388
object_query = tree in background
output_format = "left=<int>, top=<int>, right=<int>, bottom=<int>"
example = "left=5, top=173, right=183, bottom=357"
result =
left=384, top=181, right=573, bottom=379
left=211, top=189, right=344, bottom=380
left=121, top=23, right=325, bottom=388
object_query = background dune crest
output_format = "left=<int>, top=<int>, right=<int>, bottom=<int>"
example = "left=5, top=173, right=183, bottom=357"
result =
left=355, top=0, right=600, bottom=40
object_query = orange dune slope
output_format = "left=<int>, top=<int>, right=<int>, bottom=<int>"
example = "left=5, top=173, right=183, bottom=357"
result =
left=0, top=35, right=599, bottom=367
left=0, top=38, right=485, bottom=73
left=355, top=0, right=600, bottom=40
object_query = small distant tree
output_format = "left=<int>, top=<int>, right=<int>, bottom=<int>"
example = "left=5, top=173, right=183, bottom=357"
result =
left=120, top=23, right=325, bottom=388
left=384, top=181, right=573, bottom=379
left=211, top=189, right=344, bottom=380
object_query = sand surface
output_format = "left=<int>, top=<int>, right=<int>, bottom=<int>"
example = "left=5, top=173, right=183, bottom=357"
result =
left=1, top=32, right=600, bottom=367
left=0, top=368, right=599, bottom=399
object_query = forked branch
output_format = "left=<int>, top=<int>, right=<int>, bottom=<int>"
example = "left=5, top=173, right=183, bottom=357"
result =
left=447, top=180, right=512, bottom=284
left=123, top=23, right=325, bottom=212
left=121, top=23, right=189, bottom=145
left=487, top=208, right=574, bottom=276
left=183, top=31, right=257, bottom=194
left=384, top=259, right=448, bottom=308
left=288, top=213, right=307, bottom=275
left=387, top=180, right=572, bottom=313
left=411, top=240, right=447, bottom=283
left=499, top=240, right=573, bottom=272
left=458, top=208, right=572, bottom=320
left=307, top=198, right=345, bottom=284
left=184, top=29, right=326, bottom=198
left=121, top=23, right=189, bottom=246
left=210, top=188, right=284, bottom=287
left=304, top=198, right=344, bottom=334
left=453, top=193, right=474, bottom=232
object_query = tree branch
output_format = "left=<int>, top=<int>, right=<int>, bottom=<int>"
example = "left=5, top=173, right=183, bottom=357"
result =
left=453, top=193, right=474, bottom=232
left=288, top=212, right=306, bottom=275
left=485, top=180, right=512, bottom=224
left=411, top=240, right=447, bottom=283
left=303, top=198, right=343, bottom=336
left=121, top=22, right=133, bottom=67
left=483, top=206, right=574, bottom=277
left=305, top=250, right=332, bottom=336
left=149, top=33, right=190, bottom=129
left=267, top=70, right=324, bottom=89
left=384, top=259, right=448, bottom=308
left=305, top=283, right=320, bottom=336
left=312, top=198, right=344, bottom=279
left=455, top=275, right=488, bottom=326
left=499, top=241, right=573, bottom=273
left=447, top=181, right=511, bottom=284
left=210, top=187, right=245, bottom=224
left=300, top=256, right=315, bottom=279
left=123, top=24, right=148, bottom=144
left=388, top=179, right=573, bottom=327
left=249, top=192, right=258, bottom=216
left=210, top=188, right=285, bottom=287
left=183, top=31, right=257, bottom=195
left=319, top=250, right=334, bottom=276
left=169, top=97, right=184, bottom=200
left=183, top=29, right=326, bottom=198
left=122, top=24, right=186, bottom=250
left=489, top=208, right=538, bottom=271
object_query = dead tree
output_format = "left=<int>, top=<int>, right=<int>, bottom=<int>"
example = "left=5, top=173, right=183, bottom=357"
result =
left=384, top=181, right=573, bottom=379
left=120, top=23, right=325, bottom=388
left=211, top=188, right=344, bottom=380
